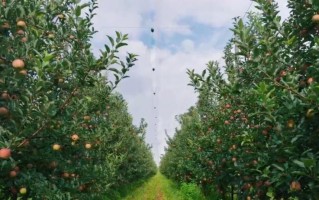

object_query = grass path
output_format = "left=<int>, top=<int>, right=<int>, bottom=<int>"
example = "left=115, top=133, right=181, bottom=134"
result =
left=123, top=172, right=185, bottom=200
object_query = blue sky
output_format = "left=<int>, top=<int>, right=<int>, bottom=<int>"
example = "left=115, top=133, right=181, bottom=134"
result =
left=91, top=0, right=289, bottom=164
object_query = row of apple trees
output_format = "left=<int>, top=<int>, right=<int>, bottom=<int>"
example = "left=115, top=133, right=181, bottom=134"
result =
left=160, top=0, right=319, bottom=199
left=0, top=0, right=156, bottom=199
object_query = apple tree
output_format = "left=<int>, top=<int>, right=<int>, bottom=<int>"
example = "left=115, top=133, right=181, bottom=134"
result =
left=0, top=0, right=156, bottom=199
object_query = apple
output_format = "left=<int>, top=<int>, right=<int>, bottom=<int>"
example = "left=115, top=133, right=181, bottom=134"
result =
left=1, top=22, right=10, bottom=30
left=62, top=172, right=70, bottom=178
left=85, top=143, right=92, bottom=149
left=71, top=134, right=79, bottom=141
left=16, top=29, right=25, bottom=36
left=1, top=91, right=10, bottom=100
left=16, top=20, right=26, bottom=28
left=0, top=107, right=9, bottom=116
left=13, top=166, right=20, bottom=172
left=0, top=148, right=11, bottom=159
left=83, top=115, right=91, bottom=121
left=242, top=183, right=251, bottom=190
left=48, top=33, right=55, bottom=39
left=21, top=37, right=27, bottom=43
left=262, top=129, right=268, bottom=136
left=225, top=104, right=231, bottom=109
left=307, top=77, right=314, bottom=85
left=280, top=70, right=287, bottom=77
left=290, top=181, right=301, bottom=191
left=12, top=59, right=25, bottom=69
left=58, top=78, right=64, bottom=83
left=52, top=144, right=61, bottom=151
left=312, top=14, right=319, bottom=23
left=19, top=187, right=27, bottom=195
left=19, top=69, right=28, bottom=76
left=78, top=185, right=86, bottom=191
left=306, top=109, right=314, bottom=119
left=9, top=170, right=17, bottom=177
left=224, top=120, right=230, bottom=125
left=231, top=144, right=236, bottom=150
left=287, top=119, right=295, bottom=128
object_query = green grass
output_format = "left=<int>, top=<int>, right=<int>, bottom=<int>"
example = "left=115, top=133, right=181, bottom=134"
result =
left=103, top=179, right=144, bottom=200
left=123, top=172, right=185, bottom=200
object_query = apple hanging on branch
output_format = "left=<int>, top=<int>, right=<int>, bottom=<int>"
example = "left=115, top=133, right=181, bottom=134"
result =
left=0, top=148, right=11, bottom=159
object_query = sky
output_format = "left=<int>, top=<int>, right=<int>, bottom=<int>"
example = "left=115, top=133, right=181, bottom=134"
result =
left=90, top=0, right=289, bottom=164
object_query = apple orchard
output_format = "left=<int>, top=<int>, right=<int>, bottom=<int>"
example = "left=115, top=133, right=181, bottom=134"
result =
left=2, top=0, right=319, bottom=200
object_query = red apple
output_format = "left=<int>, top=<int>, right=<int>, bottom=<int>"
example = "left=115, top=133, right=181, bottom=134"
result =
left=12, top=59, right=25, bottom=69
left=290, top=181, right=301, bottom=191
left=0, top=148, right=11, bottom=159
left=16, top=20, right=26, bottom=28
left=0, top=107, right=9, bottom=116
left=9, top=170, right=17, bottom=178
left=71, top=134, right=79, bottom=141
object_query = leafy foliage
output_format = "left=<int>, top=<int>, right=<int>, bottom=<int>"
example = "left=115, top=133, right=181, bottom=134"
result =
left=160, top=0, right=319, bottom=199
left=0, top=0, right=156, bottom=199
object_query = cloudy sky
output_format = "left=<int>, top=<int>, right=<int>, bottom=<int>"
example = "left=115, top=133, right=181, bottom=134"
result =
left=91, top=0, right=289, bottom=164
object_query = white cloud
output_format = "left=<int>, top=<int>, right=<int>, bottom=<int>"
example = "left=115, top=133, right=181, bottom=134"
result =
left=91, top=0, right=289, bottom=164
left=153, top=0, right=253, bottom=34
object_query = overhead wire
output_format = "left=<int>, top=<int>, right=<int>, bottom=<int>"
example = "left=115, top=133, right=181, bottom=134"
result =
left=150, top=0, right=158, bottom=131
left=242, top=1, right=254, bottom=20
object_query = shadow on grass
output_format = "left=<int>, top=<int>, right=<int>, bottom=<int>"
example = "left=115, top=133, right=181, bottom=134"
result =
left=104, top=175, right=155, bottom=200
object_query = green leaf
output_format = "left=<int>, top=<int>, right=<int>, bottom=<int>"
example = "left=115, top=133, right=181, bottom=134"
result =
left=116, top=31, right=121, bottom=39
left=107, top=36, right=114, bottom=46
left=115, top=42, right=127, bottom=49
left=43, top=52, right=54, bottom=62
left=75, top=6, right=81, bottom=17
left=109, top=67, right=120, bottom=74
left=291, top=135, right=302, bottom=143
left=104, top=45, right=110, bottom=53
left=272, top=164, right=284, bottom=171
left=293, top=160, right=305, bottom=168
left=302, top=159, right=316, bottom=169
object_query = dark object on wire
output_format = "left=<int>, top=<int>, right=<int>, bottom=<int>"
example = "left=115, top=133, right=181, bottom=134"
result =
left=151, top=28, right=154, bottom=32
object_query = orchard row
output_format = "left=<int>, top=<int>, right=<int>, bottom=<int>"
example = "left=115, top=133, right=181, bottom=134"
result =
left=0, top=0, right=156, bottom=199
left=160, top=0, right=319, bottom=199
